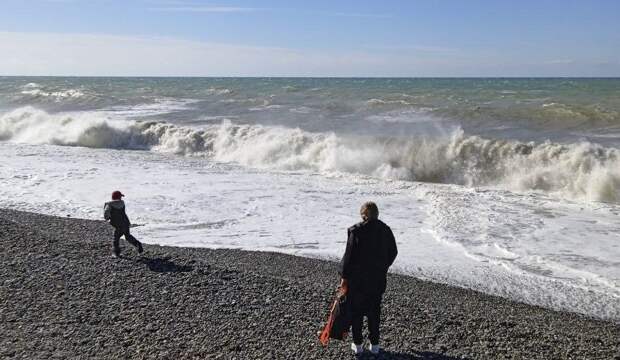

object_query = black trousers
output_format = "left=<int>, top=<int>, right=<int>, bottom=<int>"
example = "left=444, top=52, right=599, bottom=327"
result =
left=350, top=292, right=382, bottom=345
left=113, top=226, right=141, bottom=255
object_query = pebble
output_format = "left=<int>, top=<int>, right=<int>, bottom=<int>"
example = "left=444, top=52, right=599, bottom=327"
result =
left=0, top=208, right=618, bottom=359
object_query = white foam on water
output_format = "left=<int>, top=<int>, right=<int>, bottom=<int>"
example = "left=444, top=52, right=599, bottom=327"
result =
left=1, top=107, right=618, bottom=203
left=23, top=82, right=41, bottom=89
left=21, top=88, right=85, bottom=99
left=206, top=88, right=234, bottom=96
left=99, top=98, right=198, bottom=118
left=1, top=141, right=619, bottom=320
left=18, top=82, right=87, bottom=101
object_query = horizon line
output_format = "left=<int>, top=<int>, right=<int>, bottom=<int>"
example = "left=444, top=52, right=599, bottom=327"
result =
left=2, top=75, right=619, bottom=79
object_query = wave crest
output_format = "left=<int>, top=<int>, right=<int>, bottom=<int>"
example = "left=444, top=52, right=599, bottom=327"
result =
left=1, top=107, right=618, bottom=202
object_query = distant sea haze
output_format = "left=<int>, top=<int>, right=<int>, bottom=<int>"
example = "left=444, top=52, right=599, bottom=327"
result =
left=1, top=77, right=619, bottom=320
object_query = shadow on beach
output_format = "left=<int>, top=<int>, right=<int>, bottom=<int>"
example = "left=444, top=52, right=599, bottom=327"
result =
left=137, top=256, right=194, bottom=273
left=409, top=351, right=463, bottom=360
left=357, top=350, right=463, bottom=360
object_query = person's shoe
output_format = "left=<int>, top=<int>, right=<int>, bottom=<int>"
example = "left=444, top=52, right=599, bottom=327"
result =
left=350, top=343, right=363, bottom=355
left=369, top=344, right=380, bottom=355
left=111, top=253, right=120, bottom=258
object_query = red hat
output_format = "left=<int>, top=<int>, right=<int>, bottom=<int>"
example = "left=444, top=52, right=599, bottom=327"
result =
left=111, top=191, right=124, bottom=200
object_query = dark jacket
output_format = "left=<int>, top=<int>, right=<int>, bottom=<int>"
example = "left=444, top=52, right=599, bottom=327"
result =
left=104, top=200, right=131, bottom=228
left=339, top=219, right=398, bottom=296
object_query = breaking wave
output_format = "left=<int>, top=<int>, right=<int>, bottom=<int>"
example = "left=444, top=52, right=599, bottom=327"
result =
left=21, top=88, right=86, bottom=100
left=1, top=107, right=619, bottom=203
left=18, top=82, right=88, bottom=101
left=11, top=83, right=104, bottom=107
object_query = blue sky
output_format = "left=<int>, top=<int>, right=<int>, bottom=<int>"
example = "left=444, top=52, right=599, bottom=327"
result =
left=0, top=0, right=619, bottom=76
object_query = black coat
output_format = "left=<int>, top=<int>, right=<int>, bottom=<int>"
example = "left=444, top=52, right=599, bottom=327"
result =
left=339, top=219, right=398, bottom=296
left=104, top=200, right=131, bottom=228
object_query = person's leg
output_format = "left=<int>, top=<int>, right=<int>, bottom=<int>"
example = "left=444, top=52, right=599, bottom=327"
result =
left=350, top=295, right=365, bottom=346
left=367, top=294, right=382, bottom=346
left=113, top=227, right=122, bottom=256
left=123, top=228, right=143, bottom=253
left=351, top=313, right=364, bottom=345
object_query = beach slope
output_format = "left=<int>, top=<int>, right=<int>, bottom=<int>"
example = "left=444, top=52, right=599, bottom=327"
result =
left=0, top=209, right=618, bottom=359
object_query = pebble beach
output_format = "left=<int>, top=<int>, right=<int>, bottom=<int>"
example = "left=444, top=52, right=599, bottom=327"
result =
left=1, top=208, right=619, bottom=359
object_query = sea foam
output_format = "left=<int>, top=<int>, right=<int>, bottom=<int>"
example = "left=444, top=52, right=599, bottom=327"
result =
left=1, top=107, right=618, bottom=203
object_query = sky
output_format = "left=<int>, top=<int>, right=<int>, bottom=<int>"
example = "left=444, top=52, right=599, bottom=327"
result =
left=0, top=0, right=619, bottom=77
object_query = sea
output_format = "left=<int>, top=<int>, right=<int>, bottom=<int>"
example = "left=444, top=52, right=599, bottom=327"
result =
left=1, top=77, right=618, bottom=320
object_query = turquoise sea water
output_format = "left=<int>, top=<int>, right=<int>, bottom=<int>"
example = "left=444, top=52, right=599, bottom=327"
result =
left=1, top=77, right=619, bottom=142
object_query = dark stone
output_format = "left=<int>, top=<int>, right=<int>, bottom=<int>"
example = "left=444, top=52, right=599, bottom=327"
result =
left=0, top=209, right=618, bottom=359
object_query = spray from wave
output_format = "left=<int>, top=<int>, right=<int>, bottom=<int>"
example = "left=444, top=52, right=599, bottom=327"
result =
left=1, top=107, right=618, bottom=203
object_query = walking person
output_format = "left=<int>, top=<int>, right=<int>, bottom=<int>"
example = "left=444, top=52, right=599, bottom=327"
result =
left=104, top=190, right=143, bottom=258
left=339, top=201, right=398, bottom=355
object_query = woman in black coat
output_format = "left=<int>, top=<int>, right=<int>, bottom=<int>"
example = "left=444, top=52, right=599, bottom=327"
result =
left=339, top=201, right=398, bottom=355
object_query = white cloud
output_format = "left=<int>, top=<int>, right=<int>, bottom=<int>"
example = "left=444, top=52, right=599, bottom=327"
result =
left=544, top=59, right=576, bottom=65
left=364, top=44, right=459, bottom=53
left=0, top=31, right=407, bottom=76
left=149, top=6, right=257, bottom=13
left=0, top=31, right=616, bottom=77
left=323, top=12, right=392, bottom=19
left=147, top=6, right=390, bottom=18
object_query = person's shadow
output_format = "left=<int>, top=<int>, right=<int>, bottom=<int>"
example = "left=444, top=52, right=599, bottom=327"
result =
left=138, top=256, right=193, bottom=273
left=357, top=350, right=464, bottom=360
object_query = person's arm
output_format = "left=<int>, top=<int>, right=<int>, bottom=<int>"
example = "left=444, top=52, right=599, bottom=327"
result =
left=338, top=228, right=356, bottom=280
left=387, top=227, right=398, bottom=267
left=103, top=203, right=111, bottom=221
left=338, top=278, right=348, bottom=295
left=122, top=208, right=131, bottom=227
